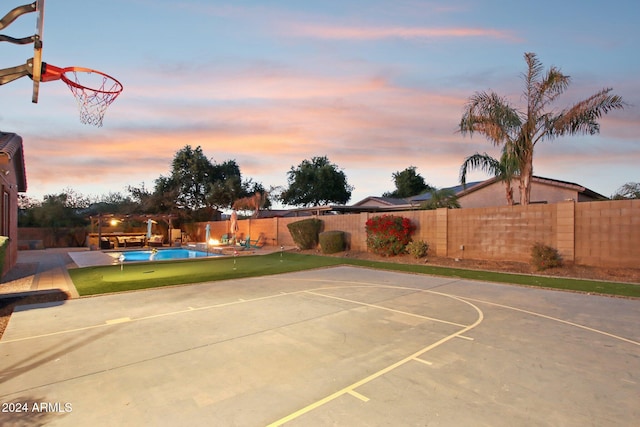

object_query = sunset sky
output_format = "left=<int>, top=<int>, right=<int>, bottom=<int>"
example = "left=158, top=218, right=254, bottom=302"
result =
left=1, top=0, right=638, bottom=205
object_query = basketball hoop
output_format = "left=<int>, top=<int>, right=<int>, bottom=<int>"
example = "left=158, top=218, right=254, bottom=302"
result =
left=41, top=64, right=123, bottom=127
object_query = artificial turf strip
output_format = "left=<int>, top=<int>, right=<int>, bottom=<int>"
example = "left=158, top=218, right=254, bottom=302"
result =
left=341, top=258, right=640, bottom=297
left=69, top=252, right=345, bottom=296
left=68, top=252, right=640, bottom=298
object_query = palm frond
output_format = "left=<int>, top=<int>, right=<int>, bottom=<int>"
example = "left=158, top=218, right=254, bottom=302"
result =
left=459, top=91, right=521, bottom=145
left=459, top=153, right=502, bottom=185
left=552, top=88, right=627, bottom=136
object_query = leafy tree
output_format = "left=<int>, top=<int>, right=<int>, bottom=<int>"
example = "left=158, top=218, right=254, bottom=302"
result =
left=166, top=146, right=249, bottom=216
left=18, top=194, right=39, bottom=209
left=31, top=193, right=88, bottom=228
left=420, top=188, right=460, bottom=210
left=127, top=183, right=157, bottom=212
left=211, top=159, right=241, bottom=182
left=281, top=156, right=353, bottom=206
left=206, top=175, right=242, bottom=210
left=612, top=182, right=640, bottom=200
left=459, top=52, right=625, bottom=205
left=88, top=192, right=140, bottom=216
left=383, top=166, right=432, bottom=198
left=170, top=145, right=215, bottom=210
left=459, top=147, right=519, bottom=205
left=151, top=175, right=181, bottom=213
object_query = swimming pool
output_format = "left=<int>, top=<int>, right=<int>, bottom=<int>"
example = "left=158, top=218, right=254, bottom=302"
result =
left=114, top=248, right=217, bottom=262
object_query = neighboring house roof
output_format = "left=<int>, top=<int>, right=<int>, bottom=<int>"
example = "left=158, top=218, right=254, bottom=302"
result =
left=530, top=176, right=608, bottom=200
left=259, top=176, right=607, bottom=218
left=0, top=131, right=27, bottom=192
left=352, top=196, right=409, bottom=207
left=409, top=181, right=484, bottom=203
left=456, top=175, right=608, bottom=201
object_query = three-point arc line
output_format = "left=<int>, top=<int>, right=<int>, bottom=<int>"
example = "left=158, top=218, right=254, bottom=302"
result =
left=266, top=291, right=484, bottom=426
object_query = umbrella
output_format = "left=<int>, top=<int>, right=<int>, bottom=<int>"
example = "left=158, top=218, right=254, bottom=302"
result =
left=146, top=219, right=155, bottom=241
left=230, top=210, right=239, bottom=241
left=205, top=223, right=211, bottom=244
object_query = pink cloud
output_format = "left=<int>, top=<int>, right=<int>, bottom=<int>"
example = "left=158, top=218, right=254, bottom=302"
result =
left=19, top=57, right=636, bottom=204
left=287, top=23, right=520, bottom=42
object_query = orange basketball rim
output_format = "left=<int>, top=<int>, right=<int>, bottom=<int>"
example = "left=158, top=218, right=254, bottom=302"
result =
left=41, top=63, right=123, bottom=127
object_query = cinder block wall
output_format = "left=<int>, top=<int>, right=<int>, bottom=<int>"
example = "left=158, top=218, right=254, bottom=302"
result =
left=446, top=204, right=558, bottom=262
left=575, top=199, right=640, bottom=267
left=192, top=199, right=640, bottom=268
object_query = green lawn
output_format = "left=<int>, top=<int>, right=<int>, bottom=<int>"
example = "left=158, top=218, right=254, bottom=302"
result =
left=68, top=252, right=640, bottom=298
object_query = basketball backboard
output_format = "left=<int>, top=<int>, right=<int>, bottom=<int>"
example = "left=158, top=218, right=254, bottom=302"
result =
left=31, top=0, right=45, bottom=103
left=1, top=0, right=122, bottom=125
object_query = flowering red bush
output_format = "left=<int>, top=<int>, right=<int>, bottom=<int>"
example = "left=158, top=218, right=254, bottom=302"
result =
left=365, top=215, right=415, bottom=256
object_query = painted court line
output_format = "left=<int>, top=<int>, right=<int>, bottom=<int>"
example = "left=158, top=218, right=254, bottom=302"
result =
left=413, top=357, right=433, bottom=366
left=105, top=317, right=131, bottom=325
left=450, top=295, right=640, bottom=347
left=267, top=293, right=484, bottom=426
left=304, top=290, right=467, bottom=327
left=348, top=390, right=370, bottom=402
left=0, top=290, right=305, bottom=344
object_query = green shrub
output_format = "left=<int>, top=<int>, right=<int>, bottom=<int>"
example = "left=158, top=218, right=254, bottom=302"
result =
left=531, top=242, right=563, bottom=270
left=406, top=240, right=429, bottom=259
left=0, top=236, right=8, bottom=278
left=319, top=230, right=345, bottom=254
left=287, top=218, right=323, bottom=249
left=365, top=215, right=415, bottom=256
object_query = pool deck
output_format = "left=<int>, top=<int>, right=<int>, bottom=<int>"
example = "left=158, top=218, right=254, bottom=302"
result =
left=69, top=250, right=118, bottom=267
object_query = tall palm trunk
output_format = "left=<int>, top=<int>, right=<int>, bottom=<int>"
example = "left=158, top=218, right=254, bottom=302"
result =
left=505, top=181, right=514, bottom=206
left=519, top=152, right=533, bottom=205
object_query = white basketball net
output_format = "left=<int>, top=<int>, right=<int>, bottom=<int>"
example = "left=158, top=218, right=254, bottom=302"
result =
left=62, top=69, right=123, bottom=127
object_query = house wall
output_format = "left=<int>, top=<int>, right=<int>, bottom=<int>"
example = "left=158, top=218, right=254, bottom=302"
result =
left=0, top=173, right=19, bottom=277
left=195, top=199, right=639, bottom=268
left=459, top=179, right=586, bottom=208
left=530, top=182, right=580, bottom=204
left=459, top=182, right=511, bottom=208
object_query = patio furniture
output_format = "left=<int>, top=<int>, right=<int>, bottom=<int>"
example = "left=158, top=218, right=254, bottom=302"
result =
left=242, top=236, right=265, bottom=249
left=100, top=237, right=114, bottom=250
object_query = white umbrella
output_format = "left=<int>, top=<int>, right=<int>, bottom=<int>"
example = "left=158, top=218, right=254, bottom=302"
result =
left=205, top=223, right=211, bottom=244
left=146, top=219, right=155, bottom=241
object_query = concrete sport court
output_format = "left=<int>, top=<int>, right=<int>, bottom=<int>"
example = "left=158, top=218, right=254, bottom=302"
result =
left=1, top=266, right=638, bottom=426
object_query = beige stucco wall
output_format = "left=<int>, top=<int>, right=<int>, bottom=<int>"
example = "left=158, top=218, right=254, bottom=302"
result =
left=459, top=179, right=590, bottom=208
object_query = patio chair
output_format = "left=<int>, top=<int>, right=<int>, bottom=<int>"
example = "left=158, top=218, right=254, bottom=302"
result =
left=242, top=235, right=265, bottom=249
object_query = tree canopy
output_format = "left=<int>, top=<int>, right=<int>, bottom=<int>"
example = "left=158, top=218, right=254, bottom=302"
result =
left=281, top=156, right=353, bottom=206
left=459, top=52, right=625, bottom=205
left=612, top=182, right=640, bottom=200
left=383, top=166, right=432, bottom=198
left=419, top=188, right=460, bottom=210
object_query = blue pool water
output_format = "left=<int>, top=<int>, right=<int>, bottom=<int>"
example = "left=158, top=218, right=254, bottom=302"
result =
left=117, top=248, right=216, bottom=262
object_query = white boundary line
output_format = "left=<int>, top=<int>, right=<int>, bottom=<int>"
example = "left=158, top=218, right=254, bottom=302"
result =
left=451, top=295, right=640, bottom=347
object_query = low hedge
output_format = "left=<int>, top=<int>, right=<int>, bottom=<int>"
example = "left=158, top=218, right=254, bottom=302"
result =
left=319, top=230, right=345, bottom=254
left=287, top=218, right=323, bottom=249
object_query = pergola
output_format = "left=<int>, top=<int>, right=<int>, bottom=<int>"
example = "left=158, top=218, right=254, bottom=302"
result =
left=89, top=213, right=179, bottom=248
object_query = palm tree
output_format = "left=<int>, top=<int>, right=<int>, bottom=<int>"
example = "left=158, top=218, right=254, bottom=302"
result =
left=420, top=188, right=460, bottom=210
left=459, top=52, right=625, bottom=205
left=459, top=146, right=519, bottom=205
